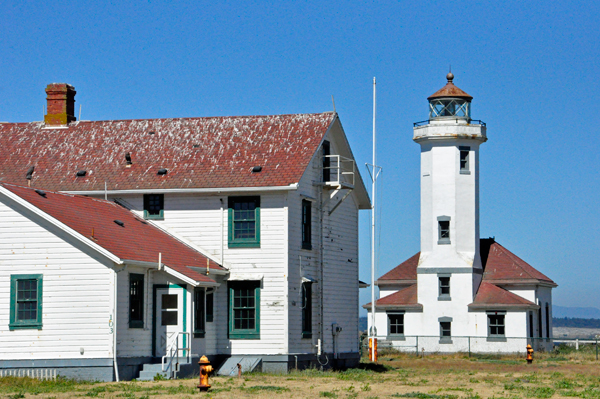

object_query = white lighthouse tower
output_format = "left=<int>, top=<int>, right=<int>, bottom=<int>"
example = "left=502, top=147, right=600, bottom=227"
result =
left=413, top=73, right=487, bottom=338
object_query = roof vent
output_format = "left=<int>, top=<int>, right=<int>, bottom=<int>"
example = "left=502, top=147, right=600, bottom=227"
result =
left=149, top=131, right=155, bottom=135
left=76, top=170, right=87, bottom=177
left=157, top=168, right=168, bottom=175
left=252, top=166, right=262, bottom=173
left=35, top=189, right=46, bottom=197
left=26, top=166, right=35, bottom=180
left=125, top=152, right=132, bottom=165
left=114, top=220, right=125, bottom=227
left=193, top=144, right=200, bottom=148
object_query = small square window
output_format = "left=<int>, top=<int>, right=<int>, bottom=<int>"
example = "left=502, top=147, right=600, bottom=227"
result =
left=388, top=313, right=404, bottom=337
left=438, top=276, right=450, bottom=300
left=144, top=194, right=164, bottom=220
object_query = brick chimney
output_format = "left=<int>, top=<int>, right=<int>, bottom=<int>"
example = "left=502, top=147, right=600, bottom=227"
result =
left=44, top=83, right=76, bottom=126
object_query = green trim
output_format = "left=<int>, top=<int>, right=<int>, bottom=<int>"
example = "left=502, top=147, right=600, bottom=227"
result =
left=228, top=281, right=260, bottom=339
left=9, top=274, right=43, bottom=330
left=228, top=196, right=260, bottom=248
left=143, top=194, right=164, bottom=220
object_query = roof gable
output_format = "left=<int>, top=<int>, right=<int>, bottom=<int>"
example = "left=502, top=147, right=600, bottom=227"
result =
left=0, top=113, right=336, bottom=192
left=363, top=284, right=422, bottom=310
left=378, top=252, right=419, bottom=283
left=469, top=282, right=538, bottom=310
left=0, top=183, right=222, bottom=284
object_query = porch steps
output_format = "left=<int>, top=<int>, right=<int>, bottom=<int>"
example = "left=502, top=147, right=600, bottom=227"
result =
left=137, top=363, right=169, bottom=381
left=217, top=357, right=261, bottom=376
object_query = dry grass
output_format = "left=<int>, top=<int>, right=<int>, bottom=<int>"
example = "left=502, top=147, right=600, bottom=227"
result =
left=2, top=348, right=600, bottom=399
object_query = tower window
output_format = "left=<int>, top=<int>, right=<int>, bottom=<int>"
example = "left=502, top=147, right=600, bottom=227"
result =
left=437, top=216, right=451, bottom=245
left=439, top=317, right=452, bottom=344
left=459, top=146, right=470, bottom=174
left=438, top=276, right=450, bottom=300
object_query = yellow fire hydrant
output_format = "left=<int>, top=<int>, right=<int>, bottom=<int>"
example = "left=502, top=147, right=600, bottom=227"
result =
left=526, top=344, right=534, bottom=364
left=197, top=355, right=214, bottom=391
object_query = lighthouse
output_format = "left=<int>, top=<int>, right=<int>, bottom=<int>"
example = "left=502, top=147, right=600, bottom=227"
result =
left=413, top=73, right=487, bottom=338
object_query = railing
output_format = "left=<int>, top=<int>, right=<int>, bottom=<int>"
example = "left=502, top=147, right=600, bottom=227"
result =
left=162, top=332, right=191, bottom=379
left=360, top=334, right=599, bottom=360
left=413, top=119, right=486, bottom=127
left=324, top=155, right=355, bottom=187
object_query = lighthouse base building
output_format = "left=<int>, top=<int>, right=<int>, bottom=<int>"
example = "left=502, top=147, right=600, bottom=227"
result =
left=364, top=74, right=556, bottom=354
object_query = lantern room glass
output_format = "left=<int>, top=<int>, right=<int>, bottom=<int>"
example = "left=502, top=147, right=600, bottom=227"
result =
left=429, top=98, right=470, bottom=120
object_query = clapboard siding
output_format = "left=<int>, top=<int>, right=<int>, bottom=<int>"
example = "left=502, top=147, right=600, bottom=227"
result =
left=0, top=202, right=114, bottom=361
left=105, top=193, right=290, bottom=355
left=287, top=129, right=361, bottom=356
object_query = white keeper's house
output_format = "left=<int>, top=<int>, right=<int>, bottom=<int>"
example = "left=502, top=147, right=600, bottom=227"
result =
left=364, top=74, right=556, bottom=354
left=0, top=83, right=370, bottom=380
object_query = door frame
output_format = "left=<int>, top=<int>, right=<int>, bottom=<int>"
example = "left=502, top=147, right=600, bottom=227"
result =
left=152, top=283, right=188, bottom=357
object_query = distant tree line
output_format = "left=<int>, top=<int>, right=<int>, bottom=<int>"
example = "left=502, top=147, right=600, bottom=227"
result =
left=553, top=317, right=600, bottom=328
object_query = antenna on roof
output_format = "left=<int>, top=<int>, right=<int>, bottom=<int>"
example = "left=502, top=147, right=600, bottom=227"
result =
left=78, top=104, right=82, bottom=121
left=104, top=182, right=107, bottom=200
left=331, top=95, right=336, bottom=113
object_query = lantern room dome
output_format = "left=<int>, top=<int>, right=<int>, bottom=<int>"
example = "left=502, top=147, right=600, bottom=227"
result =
left=428, top=73, right=473, bottom=120
left=428, top=73, right=473, bottom=101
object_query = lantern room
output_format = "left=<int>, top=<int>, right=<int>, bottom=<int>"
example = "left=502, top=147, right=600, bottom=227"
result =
left=427, top=73, right=473, bottom=120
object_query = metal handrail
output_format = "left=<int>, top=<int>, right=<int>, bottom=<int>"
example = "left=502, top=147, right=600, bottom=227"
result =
left=413, top=119, right=486, bottom=127
left=324, top=154, right=355, bottom=186
left=161, top=332, right=191, bottom=379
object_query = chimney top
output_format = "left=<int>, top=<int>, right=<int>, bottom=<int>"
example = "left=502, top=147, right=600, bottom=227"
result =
left=44, top=83, right=76, bottom=126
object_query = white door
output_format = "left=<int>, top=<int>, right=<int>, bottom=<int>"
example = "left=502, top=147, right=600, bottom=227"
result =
left=155, top=286, right=186, bottom=357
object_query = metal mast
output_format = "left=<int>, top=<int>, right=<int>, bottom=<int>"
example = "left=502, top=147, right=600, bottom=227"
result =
left=370, top=77, right=377, bottom=362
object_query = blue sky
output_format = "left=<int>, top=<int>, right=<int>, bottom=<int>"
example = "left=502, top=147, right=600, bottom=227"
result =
left=2, top=1, right=599, bottom=314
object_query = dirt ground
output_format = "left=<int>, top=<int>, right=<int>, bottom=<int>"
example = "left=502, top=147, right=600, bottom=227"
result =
left=4, top=352, right=600, bottom=399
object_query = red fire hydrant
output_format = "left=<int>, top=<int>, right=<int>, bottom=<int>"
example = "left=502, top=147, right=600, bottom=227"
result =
left=526, top=344, right=534, bottom=364
left=197, top=355, right=214, bottom=391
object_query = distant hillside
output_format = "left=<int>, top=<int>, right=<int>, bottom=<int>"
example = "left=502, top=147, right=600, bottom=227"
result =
left=553, top=317, right=600, bottom=329
left=553, top=305, right=600, bottom=319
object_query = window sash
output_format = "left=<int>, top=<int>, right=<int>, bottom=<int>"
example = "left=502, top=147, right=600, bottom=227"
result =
left=129, top=274, right=144, bottom=328
left=228, top=197, right=260, bottom=248
left=229, top=282, right=260, bottom=339
left=10, top=274, right=43, bottom=330
left=388, top=314, right=404, bottom=335
left=488, top=314, right=505, bottom=337
left=144, top=194, right=164, bottom=220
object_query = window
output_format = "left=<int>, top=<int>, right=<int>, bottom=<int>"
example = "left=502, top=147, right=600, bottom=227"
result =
left=301, top=200, right=312, bottom=250
left=459, top=146, right=470, bottom=174
left=228, top=196, right=260, bottom=248
left=301, top=282, right=313, bottom=338
left=228, top=281, right=260, bottom=339
left=322, top=140, right=331, bottom=182
left=194, top=288, right=205, bottom=338
left=545, top=303, right=550, bottom=338
left=538, top=307, right=542, bottom=338
left=144, top=194, right=164, bottom=220
left=10, top=274, right=43, bottom=330
left=438, top=276, right=451, bottom=300
left=387, top=313, right=404, bottom=337
left=206, top=289, right=214, bottom=323
left=487, top=311, right=506, bottom=341
left=529, top=311, right=534, bottom=338
left=439, top=317, right=452, bottom=343
left=129, top=274, right=144, bottom=328
left=437, top=216, right=451, bottom=245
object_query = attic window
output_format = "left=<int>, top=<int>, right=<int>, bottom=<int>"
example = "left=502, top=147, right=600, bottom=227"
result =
left=252, top=166, right=262, bottom=173
left=114, top=220, right=125, bottom=227
left=76, top=170, right=87, bottom=177
left=157, top=168, right=168, bottom=175
left=35, top=189, right=46, bottom=197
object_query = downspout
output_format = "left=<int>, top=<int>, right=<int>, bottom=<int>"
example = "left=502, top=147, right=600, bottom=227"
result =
left=112, top=265, right=126, bottom=382
left=319, top=185, right=325, bottom=358
left=220, top=198, right=225, bottom=265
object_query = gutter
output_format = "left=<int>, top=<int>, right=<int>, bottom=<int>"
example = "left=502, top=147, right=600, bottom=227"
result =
left=62, top=183, right=299, bottom=196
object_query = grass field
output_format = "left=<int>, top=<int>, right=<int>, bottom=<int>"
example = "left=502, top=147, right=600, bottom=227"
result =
left=2, top=345, right=600, bottom=399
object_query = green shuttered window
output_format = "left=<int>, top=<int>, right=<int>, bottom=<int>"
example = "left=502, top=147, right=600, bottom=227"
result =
left=10, top=274, right=43, bottom=330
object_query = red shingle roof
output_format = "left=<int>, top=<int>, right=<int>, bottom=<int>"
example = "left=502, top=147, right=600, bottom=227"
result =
left=378, top=252, right=419, bottom=283
left=1, top=183, right=223, bottom=284
left=480, top=239, right=556, bottom=286
left=363, top=284, right=422, bottom=310
left=468, top=282, right=538, bottom=310
left=0, top=113, right=336, bottom=192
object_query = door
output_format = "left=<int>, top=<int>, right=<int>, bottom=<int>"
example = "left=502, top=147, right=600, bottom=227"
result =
left=155, top=285, right=186, bottom=357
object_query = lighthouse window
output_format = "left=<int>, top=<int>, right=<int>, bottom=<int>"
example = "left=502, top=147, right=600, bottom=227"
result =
left=459, top=146, right=470, bottom=174
left=439, top=317, right=452, bottom=343
left=438, top=276, right=451, bottom=300
left=437, top=216, right=451, bottom=245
